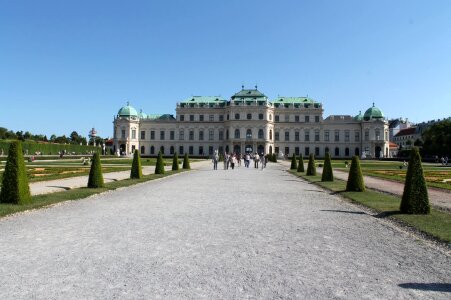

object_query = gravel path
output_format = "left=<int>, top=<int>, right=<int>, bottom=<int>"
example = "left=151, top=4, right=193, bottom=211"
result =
left=0, top=162, right=450, bottom=299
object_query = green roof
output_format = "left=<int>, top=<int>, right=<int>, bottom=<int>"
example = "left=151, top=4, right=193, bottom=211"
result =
left=231, top=87, right=267, bottom=99
left=272, top=96, right=321, bottom=108
left=354, top=111, right=363, bottom=121
left=180, top=96, right=226, bottom=104
left=145, top=114, right=175, bottom=120
left=118, top=103, right=138, bottom=117
left=363, top=103, right=384, bottom=120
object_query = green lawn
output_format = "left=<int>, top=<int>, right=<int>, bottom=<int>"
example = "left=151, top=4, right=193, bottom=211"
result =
left=290, top=170, right=451, bottom=244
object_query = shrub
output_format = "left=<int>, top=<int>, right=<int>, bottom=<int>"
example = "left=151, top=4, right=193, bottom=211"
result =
left=306, top=154, right=316, bottom=176
left=87, top=152, right=104, bottom=188
left=130, top=149, right=142, bottom=179
left=272, top=153, right=277, bottom=163
left=172, top=152, right=179, bottom=171
left=321, top=152, right=334, bottom=182
left=400, top=147, right=430, bottom=214
left=346, top=155, right=365, bottom=192
left=290, top=153, right=297, bottom=170
left=155, top=151, right=165, bottom=174
left=297, top=154, right=304, bottom=172
left=182, top=153, right=191, bottom=169
left=0, top=141, right=32, bottom=204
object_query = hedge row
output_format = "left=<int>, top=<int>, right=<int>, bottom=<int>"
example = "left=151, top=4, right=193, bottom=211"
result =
left=0, top=140, right=100, bottom=156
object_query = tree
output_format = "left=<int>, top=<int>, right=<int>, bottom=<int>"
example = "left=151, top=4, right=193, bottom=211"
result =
left=0, top=141, right=32, bottom=204
left=87, top=153, right=104, bottom=188
left=346, top=156, right=365, bottom=192
left=306, top=154, right=316, bottom=176
left=155, top=151, right=165, bottom=174
left=297, top=154, right=304, bottom=172
left=182, top=153, right=191, bottom=169
left=290, top=153, right=298, bottom=170
left=172, top=152, right=179, bottom=171
left=321, top=152, right=334, bottom=182
left=400, top=147, right=430, bottom=214
left=130, top=149, right=142, bottom=179
left=422, top=119, right=451, bottom=157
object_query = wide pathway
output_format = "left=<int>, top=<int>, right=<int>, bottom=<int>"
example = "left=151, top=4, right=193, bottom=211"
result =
left=280, top=160, right=451, bottom=211
left=0, top=162, right=450, bottom=299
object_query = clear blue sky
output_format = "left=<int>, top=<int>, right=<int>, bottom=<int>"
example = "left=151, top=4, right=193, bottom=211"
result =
left=1, top=0, right=450, bottom=139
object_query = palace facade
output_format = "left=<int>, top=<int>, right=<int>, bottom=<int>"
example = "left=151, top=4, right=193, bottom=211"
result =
left=113, top=87, right=389, bottom=158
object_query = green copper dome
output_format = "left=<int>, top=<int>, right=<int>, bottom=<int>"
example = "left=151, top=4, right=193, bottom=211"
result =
left=363, top=103, right=384, bottom=121
left=354, top=111, right=363, bottom=121
left=118, top=102, right=138, bottom=118
left=139, top=109, right=148, bottom=119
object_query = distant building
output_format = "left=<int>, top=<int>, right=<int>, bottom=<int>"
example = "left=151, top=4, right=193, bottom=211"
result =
left=393, top=127, right=421, bottom=149
left=388, top=118, right=411, bottom=141
left=113, top=87, right=390, bottom=158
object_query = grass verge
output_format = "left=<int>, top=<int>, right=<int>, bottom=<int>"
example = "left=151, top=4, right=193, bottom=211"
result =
left=289, top=170, right=451, bottom=244
left=0, top=170, right=186, bottom=219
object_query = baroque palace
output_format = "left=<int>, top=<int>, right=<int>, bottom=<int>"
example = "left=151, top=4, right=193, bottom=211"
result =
left=113, top=87, right=389, bottom=158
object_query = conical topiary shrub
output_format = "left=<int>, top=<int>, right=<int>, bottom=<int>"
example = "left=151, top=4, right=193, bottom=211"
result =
left=130, top=149, right=142, bottom=179
left=346, top=155, right=365, bottom=192
left=0, top=141, right=32, bottom=204
left=155, top=151, right=165, bottom=174
left=182, top=153, right=191, bottom=169
left=400, top=147, right=430, bottom=214
left=306, top=154, right=316, bottom=176
left=297, top=154, right=304, bottom=172
left=172, top=152, right=179, bottom=171
left=321, top=152, right=334, bottom=182
left=272, top=153, right=277, bottom=163
left=290, top=153, right=298, bottom=170
left=88, top=152, right=104, bottom=188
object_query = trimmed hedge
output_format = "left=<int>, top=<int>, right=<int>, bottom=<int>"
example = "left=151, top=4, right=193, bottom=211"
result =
left=400, top=147, right=430, bottom=214
left=87, top=153, right=104, bottom=188
left=306, top=154, right=316, bottom=176
left=346, top=155, right=365, bottom=192
left=0, top=141, right=32, bottom=204
left=321, top=152, right=334, bottom=182
left=290, top=153, right=298, bottom=170
left=182, top=153, right=191, bottom=169
left=297, top=154, right=304, bottom=172
left=155, top=151, right=165, bottom=174
left=172, top=152, right=180, bottom=171
left=0, top=140, right=100, bottom=156
left=130, top=150, right=142, bottom=179
left=272, top=153, right=277, bottom=163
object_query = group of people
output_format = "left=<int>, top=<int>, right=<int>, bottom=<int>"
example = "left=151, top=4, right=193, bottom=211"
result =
left=440, top=156, right=449, bottom=166
left=212, top=151, right=267, bottom=170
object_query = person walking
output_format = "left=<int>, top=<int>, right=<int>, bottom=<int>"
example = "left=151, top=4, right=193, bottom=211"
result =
left=212, top=151, right=219, bottom=170
left=254, top=153, right=260, bottom=169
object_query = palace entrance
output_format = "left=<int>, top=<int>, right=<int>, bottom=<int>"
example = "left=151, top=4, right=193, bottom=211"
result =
left=233, top=145, right=241, bottom=154
left=257, top=145, right=264, bottom=155
left=245, top=144, right=253, bottom=153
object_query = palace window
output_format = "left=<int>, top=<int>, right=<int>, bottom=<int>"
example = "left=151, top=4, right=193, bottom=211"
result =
left=132, top=130, right=136, bottom=139
left=209, top=114, right=214, bottom=122
left=160, top=146, right=164, bottom=154
left=199, top=146, right=203, bottom=155
left=199, top=130, right=204, bottom=141
left=295, top=115, right=300, bottom=122
left=235, top=113, right=240, bottom=120
left=315, top=147, right=320, bottom=156
left=334, top=130, right=339, bottom=142
left=189, top=131, right=194, bottom=140
left=324, top=130, right=329, bottom=141
left=275, top=131, right=280, bottom=141
left=315, top=116, right=320, bottom=123
left=150, top=131, right=155, bottom=140
left=179, top=146, right=184, bottom=155
left=345, top=130, right=350, bottom=142
left=258, top=129, right=264, bottom=139
left=285, top=131, right=290, bottom=141
left=315, top=130, right=320, bottom=142
left=150, top=146, right=155, bottom=155
left=246, top=129, right=252, bottom=139
left=189, top=146, right=193, bottom=155
left=219, top=130, right=224, bottom=140
left=190, top=115, right=194, bottom=121
left=258, top=113, right=263, bottom=120
left=295, top=147, right=300, bottom=155
left=140, top=146, right=145, bottom=154
left=247, top=113, right=252, bottom=120
left=170, top=131, right=175, bottom=140
left=141, top=131, right=145, bottom=140
left=335, top=147, right=340, bottom=156
left=219, top=115, right=224, bottom=122
left=200, top=115, right=204, bottom=122
left=295, top=131, right=300, bottom=141
left=209, top=146, right=214, bottom=155
left=285, top=114, right=289, bottom=122
left=304, top=130, right=310, bottom=142
left=160, top=131, right=165, bottom=140
left=365, top=129, right=369, bottom=141
left=209, top=129, right=214, bottom=140
left=179, top=130, right=184, bottom=140
left=234, top=129, right=240, bottom=139
left=180, top=115, right=185, bottom=121
left=170, top=146, right=174, bottom=155
left=305, top=116, right=310, bottom=122
left=375, top=129, right=380, bottom=140
left=269, top=129, right=272, bottom=140
left=275, top=115, right=280, bottom=122
left=355, top=131, right=360, bottom=142
left=305, top=147, right=310, bottom=156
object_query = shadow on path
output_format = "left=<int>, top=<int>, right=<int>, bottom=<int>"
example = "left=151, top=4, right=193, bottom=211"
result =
left=46, top=186, right=71, bottom=191
left=374, top=210, right=402, bottom=219
left=320, top=209, right=366, bottom=215
left=398, top=283, right=451, bottom=292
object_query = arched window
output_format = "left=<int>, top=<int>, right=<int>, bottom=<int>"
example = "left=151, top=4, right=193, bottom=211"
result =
left=345, top=147, right=350, bottom=157
left=269, top=129, right=273, bottom=140
left=226, top=130, right=229, bottom=139
left=258, top=113, right=263, bottom=120
left=234, top=129, right=240, bottom=138
left=258, top=129, right=264, bottom=139
left=375, top=129, right=381, bottom=140
left=150, top=146, right=155, bottom=155
left=246, top=129, right=252, bottom=139
left=140, top=146, right=145, bottom=154
left=235, top=113, right=240, bottom=120
left=355, top=147, right=360, bottom=156
left=335, top=147, right=340, bottom=156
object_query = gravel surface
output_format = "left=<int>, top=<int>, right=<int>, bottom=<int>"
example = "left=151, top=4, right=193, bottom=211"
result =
left=0, top=162, right=450, bottom=299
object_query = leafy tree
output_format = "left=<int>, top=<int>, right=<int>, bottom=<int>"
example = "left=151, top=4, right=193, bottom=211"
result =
left=297, top=154, right=304, bottom=172
left=172, top=152, right=179, bottom=171
left=306, top=154, right=316, bottom=176
left=321, top=152, right=334, bottom=182
left=182, top=153, right=191, bottom=169
left=346, top=156, right=365, bottom=192
left=155, top=151, right=165, bottom=174
left=0, top=141, right=32, bottom=204
left=87, top=153, right=104, bottom=188
left=290, top=153, right=297, bottom=170
left=422, top=119, right=451, bottom=156
left=130, top=149, right=142, bottom=179
left=400, top=147, right=430, bottom=214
